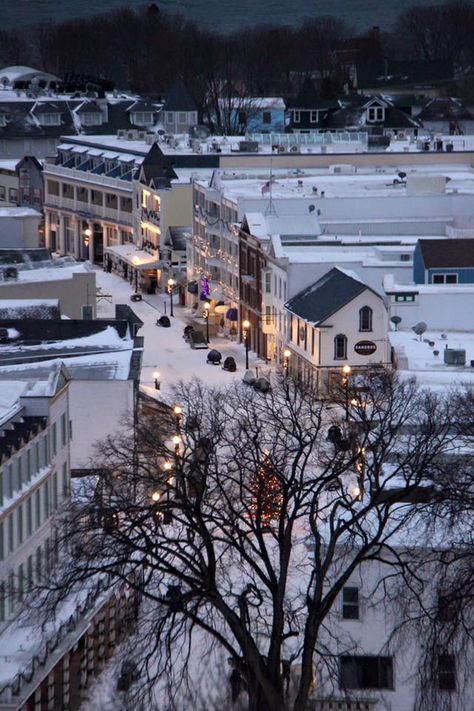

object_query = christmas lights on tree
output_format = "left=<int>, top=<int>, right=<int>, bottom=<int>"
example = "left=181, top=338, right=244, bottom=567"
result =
left=250, top=452, right=282, bottom=527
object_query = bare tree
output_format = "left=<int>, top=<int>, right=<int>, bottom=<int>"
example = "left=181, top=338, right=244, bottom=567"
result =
left=34, top=372, right=459, bottom=710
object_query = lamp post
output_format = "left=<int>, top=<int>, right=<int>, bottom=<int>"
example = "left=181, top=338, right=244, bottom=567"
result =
left=342, top=364, right=352, bottom=422
left=167, top=278, right=175, bottom=317
left=83, top=227, right=92, bottom=260
left=153, top=370, right=160, bottom=390
left=163, top=460, right=173, bottom=524
left=132, top=256, right=139, bottom=294
left=242, top=319, right=250, bottom=370
left=173, top=405, right=182, bottom=434
left=203, top=301, right=210, bottom=343
left=283, top=348, right=291, bottom=375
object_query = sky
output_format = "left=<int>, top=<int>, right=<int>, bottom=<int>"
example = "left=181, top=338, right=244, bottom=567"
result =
left=3, top=0, right=448, bottom=33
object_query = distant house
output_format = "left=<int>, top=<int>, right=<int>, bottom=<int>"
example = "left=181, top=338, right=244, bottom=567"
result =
left=220, top=97, right=286, bottom=134
left=352, top=59, right=454, bottom=97
left=162, top=79, right=198, bottom=134
left=16, top=155, right=43, bottom=208
left=286, top=77, right=339, bottom=133
left=417, top=97, right=474, bottom=135
left=413, top=238, right=474, bottom=285
left=324, top=94, right=421, bottom=142
left=284, top=267, right=389, bottom=394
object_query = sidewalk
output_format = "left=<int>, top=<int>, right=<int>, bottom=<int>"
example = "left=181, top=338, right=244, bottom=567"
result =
left=94, top=268, right=271, bottom=398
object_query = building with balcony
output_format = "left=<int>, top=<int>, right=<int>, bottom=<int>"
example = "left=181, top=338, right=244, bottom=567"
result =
left=43, top=139, right=139, bottom=263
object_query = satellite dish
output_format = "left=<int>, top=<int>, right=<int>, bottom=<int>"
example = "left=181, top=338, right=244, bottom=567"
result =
left=412, top=322, right=427, bottom=340
left=390, top=315, right=402, bottom=331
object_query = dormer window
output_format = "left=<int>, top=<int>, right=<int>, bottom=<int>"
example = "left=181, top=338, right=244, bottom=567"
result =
left=293, top=111, right=301, bottom=123
left=310, top=111, right=318, bottom=123
left=132, top=111, right=154, bottom=126
left=80, top=112, right=103, bottom=126
left=37, top=112, right=61, bottom=126
left=367, top=106, right=385, bottom=123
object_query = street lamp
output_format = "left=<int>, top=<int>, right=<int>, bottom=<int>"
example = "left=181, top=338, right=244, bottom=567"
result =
left=283, top=348, right=291, bottom=375
left=83, top=227, right=92, bottom=259
left=163, top=460, right=173, bottom=524
left=242, top=319, right=250, bottom=370
left=132, top=256, right=139, bottom=294
left=342, top=364, right=352, bottom=422
left=173, top=405, right=183, bottom=433
left=203, top=301, right=210, bottom=343
left=167, top=278, right=175, bottom=317
left=153, top=370, right=161, bottom=390
left=172, top=434, right=181, bottom=457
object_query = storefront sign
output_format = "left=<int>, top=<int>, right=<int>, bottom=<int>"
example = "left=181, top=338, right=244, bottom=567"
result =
left=354, top=340, right=377, bottom=356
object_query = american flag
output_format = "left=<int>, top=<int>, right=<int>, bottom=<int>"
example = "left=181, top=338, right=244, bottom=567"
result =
left=261, top=181, right=271, bottom=195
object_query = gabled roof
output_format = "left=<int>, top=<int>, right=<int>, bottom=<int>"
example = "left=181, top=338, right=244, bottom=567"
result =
left=126, top=99, right=160, bottom=113
left=31, top=101, right=63, bottom=114
left=285, top=267, right=380, bottom=324
left=417, top=97, right=473, bottom=122
left=139, top=142, right=178, bottom=187
left=76, top=100, right=102, bottom=114
left=418, top=239, right=474, bottom=268
left=163, top=79, right=197, bottom=112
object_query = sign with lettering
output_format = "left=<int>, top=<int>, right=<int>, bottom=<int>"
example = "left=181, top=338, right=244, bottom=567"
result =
left=354, top=340, right=377, bottom=356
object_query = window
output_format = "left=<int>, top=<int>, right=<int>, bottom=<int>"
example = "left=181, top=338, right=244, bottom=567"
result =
left=438, top=653, right=456, bottom=691
left=334, top=334, right=347, bottom=360
left=35, top=489, right=41, bottom=529
left=9, top=188, right=18, bottom=203
left=52, top=423, right=57, bottom=456
left=17, top=505, right=23, bottom=545
left=367, top=106, right=385, bottom=122
left=27, top=555, right=33, bottom=590
left=264, top=271, right=271, bottom=293
left=36, top=547, right=42, bottom=580
left=0, top=114, right=6, bottom=128
left=43, top=434, right=49, bottom=465
left=44, top=481, right=50, bottom=518
left=80, top=112, right=103, bottom=126
left=262, top=111, right=271, bottom=124
left=52, top=472, right=58, bottom=509
left=432, top=273, right=458, bottom=284
left=166, top=112, right=174, bottom=123
left=340, top=656, right=393, bottom=690
left=8, top=514, right=14, bottom=553
left=342, top=586, right=359, bottom=619
left=62, top=462, right=69, bottom=498
left=293, top=111, right=300, bottom=123
left=0, top=521, right=3, bottom=561
left=178, top=112, right=187, bottom=124
left=37, top=112, right=61, bottom=126
left=27, top=497, right=32, bottom=536
left=26, top=450, right=31, bottom=481
left=394, top=293, right=415, bottom=302
left=0, top=469, right=3, bottom=507
left=134, top=111, right=154, bottom=125
left=359, top=306, right=373, bottom=332
left=18, top=564, right=24, bottom=602
left=0, top=186, right=5, bottom=201
left=310, top=111, right=318, bottom=123
left=0, top=583, right=4, bottom=622
left=8, top=572, right=15, bottom=614
left=61, top=413, right=67, bottom=447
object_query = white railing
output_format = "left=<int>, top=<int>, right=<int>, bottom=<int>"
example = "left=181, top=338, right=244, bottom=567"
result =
left=44, top=163, right=132, bottom=193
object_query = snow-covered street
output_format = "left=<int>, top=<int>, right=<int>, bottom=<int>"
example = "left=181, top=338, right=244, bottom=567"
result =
left=95, top=268, right=268, bottom=399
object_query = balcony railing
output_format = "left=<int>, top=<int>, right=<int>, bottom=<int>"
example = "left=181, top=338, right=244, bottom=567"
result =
left=44, top=163, right=132, bottom=192
left=141, top=207, right=160, bottom=226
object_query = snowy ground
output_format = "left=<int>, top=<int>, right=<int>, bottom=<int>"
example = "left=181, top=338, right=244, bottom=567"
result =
left=95, top=268, right=270, bottom=400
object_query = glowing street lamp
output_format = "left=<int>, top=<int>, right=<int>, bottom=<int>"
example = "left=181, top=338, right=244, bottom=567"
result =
left=167, top=278, right=175, bottom=317
left=173, top=405, right=183, bottom=433
left=153, top=370, right=160, bottom=390
left=132, top=255, right=140, bottom=294
left=283, top=348, right=291, bottom=375
left=342, top=364, right=352, bottom=422
left=242, top=319, right=250, bottom=370
left=203, top=301, right=210, bottom=343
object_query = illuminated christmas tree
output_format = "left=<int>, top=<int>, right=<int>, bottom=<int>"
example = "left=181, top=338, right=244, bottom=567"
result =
left=250, top=453, right=282, bottom=527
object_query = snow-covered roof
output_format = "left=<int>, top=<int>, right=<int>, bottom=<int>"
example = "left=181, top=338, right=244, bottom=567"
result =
left=0, top=207, right=41, bottom=218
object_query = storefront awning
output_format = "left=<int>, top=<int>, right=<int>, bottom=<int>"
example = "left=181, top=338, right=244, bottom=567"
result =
left=104, top=245, right=160, bottom=269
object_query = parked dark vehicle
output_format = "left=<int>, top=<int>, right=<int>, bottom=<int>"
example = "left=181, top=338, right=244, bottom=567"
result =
left=254, top=377, right=271, bottom=393
left=157, top=316, right=171, bottom=327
